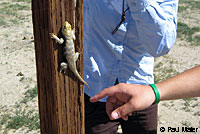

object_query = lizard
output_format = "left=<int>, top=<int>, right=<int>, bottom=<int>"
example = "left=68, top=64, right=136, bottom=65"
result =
left=50, top=21, right=89, bottom=89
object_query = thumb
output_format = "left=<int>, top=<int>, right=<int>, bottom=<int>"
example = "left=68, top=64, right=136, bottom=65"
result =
left=110, top=100, right=135, bottom=120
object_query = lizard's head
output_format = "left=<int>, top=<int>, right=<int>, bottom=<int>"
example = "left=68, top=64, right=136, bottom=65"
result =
left=62, top=21, right=72, bottom=36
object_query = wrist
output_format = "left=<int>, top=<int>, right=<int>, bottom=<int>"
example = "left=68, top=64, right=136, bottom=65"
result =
left=155, top=82, right=165, bottom=101
left=149, top=84, right=160, bottom=104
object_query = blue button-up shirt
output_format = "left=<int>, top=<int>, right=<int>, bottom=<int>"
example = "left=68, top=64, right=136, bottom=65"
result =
left=84, top=0, right=178, bottom=101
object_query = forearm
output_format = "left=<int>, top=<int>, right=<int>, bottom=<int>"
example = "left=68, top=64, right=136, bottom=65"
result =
left=156, top=65, right=200, bottom=101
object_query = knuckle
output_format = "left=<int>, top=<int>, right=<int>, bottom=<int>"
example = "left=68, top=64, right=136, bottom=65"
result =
left=117, top=83, right=126, bottom=89
left=128, top=100, right=138, bottom=109
left=118, top=109, right=127, bottom=117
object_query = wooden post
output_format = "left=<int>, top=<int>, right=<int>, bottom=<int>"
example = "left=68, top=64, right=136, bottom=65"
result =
left=32, top=0, right=85, bottom=134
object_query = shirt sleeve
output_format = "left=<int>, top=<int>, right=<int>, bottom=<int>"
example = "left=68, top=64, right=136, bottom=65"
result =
left=127, top=0, right=179, bottom=57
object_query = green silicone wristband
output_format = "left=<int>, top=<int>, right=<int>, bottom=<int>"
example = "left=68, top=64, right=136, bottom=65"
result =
left=149, top=84, right=160, bottom=104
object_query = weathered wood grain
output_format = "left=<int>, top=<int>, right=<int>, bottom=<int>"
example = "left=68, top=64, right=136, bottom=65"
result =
left=32, top=0, right=84, bottom=133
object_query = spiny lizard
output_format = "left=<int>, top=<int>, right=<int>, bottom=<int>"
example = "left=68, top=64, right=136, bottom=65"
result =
left=50, top=21, right=89, bottom=89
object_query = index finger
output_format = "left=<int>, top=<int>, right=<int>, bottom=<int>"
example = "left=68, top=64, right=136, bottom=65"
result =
left=90, top=85, right=119, bottom=102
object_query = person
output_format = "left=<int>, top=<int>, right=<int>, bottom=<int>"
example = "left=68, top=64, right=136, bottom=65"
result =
left=84, top=0, right=179, bottom=133
left=90, top=65, right=200, bottom=121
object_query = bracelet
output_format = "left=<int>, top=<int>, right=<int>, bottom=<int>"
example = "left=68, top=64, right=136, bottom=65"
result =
left=149, top=84, right=160, bottom=104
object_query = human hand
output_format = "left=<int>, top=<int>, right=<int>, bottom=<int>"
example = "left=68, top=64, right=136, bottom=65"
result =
left=90, top=83, right=156, bottom=120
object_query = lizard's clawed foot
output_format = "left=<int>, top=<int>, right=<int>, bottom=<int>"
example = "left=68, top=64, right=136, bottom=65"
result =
left=60, top=62, right=68, bottom=74
left=49, top=33, right=56, bottom=39
left=49, top=33, right=64, bottom=44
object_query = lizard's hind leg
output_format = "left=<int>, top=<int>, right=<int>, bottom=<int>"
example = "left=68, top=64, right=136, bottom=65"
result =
left=60, top=62, right=68, bottom=74
left=75, top=52, right=80, bottom=61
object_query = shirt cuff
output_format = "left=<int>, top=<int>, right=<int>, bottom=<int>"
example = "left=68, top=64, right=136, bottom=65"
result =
left=128, top=0, right=155, bottom=12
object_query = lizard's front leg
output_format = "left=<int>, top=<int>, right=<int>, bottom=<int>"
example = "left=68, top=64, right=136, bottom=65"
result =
left=49, top=33, right=64, bottom=44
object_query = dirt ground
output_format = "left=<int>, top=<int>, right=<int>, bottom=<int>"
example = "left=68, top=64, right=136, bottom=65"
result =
left=0, top=0, right=200, bottom=134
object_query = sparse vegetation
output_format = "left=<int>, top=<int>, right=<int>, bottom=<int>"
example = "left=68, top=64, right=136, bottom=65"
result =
left=194, top=111, right=200, bottom=116
left=0, top=0, right=30, bottom=26
left=177, top=0, right=200, bottom=46
left=181, top=121, right=192, bottom=127
left=177, top=22, right=200, bottom=46
left=1, top=109, right=39, bottom=130
left=180, top=98, right=198, bottom=112
left=154, top=56, right=179, bottom=83
left=21, top=86, right=38, bottom=104
left=179, top=0, right=200, bottom=11
left=0, top=86, right=39, bottom=133
left=12, top=0, right=31, bottom=2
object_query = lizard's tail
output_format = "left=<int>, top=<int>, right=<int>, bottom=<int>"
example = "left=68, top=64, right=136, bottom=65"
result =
left=82, top=80, right=90, bottom=90
left=74, top=70, right=90, bottom=90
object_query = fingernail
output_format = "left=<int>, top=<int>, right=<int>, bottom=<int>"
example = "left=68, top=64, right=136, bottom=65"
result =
left=111, top=112, right=119, bottom=119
